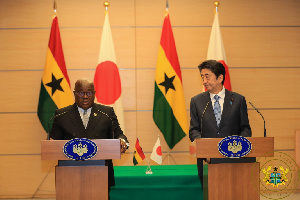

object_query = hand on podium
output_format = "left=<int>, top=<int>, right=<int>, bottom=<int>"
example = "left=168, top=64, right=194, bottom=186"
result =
left=120, top=139, right=128, bottom=154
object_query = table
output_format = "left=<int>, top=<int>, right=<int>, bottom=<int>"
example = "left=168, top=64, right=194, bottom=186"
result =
left=110, top=165, right=204, bottom=200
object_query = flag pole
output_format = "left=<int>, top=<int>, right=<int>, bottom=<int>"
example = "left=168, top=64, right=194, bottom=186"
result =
left=160, top=0, right=177, bottom=166
left=163, top=133, right=176, bottom=164
left=104, top=1, right=110, bottom=11
left=166, top=0, right=169, bottom=11
left=145, top=157, right=153, bottom=174
left=163, top=147, right=176, bottom=165
left=53, top=0, right=57, bottom=14
left=214, top=1, right=219, bottom=13
left=53, top=0, right=57, bottom=15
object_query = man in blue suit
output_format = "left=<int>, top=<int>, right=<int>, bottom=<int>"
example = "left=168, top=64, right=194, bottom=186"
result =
left=189, top=60, right=252, bottom=186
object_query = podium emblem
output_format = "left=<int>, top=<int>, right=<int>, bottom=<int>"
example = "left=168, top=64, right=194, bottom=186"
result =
left=218, top=136, right=252, bottom=158
left=73, top=142, right=88, bottom=156
left=63, top=138, right=98, bottom=160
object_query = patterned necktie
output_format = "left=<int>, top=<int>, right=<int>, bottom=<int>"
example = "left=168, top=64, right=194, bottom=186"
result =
left=82, top=110, right=89, bottom=129
left=213, top=95, right=221, bottom=127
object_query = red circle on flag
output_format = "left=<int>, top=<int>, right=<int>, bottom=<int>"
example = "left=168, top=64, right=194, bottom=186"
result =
left=94, top=61, right=122, bottom=105
left=156, top=146, right=162, bottom=156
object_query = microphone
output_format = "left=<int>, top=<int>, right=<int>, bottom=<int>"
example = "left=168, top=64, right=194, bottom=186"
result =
left=249, top=102, right=266, bottom=137
left=200, top=101, right=210, bottom=137
left=47, top=111, right=68, bottom=140
left=97, top=109, right=114, bottom=139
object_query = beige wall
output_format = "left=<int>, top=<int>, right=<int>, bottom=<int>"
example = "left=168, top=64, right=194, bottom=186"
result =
left=0, top=0, right=299, bottom=198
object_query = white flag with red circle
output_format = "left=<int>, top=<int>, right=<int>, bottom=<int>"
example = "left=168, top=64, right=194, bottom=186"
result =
left=93, top=10, right=125, bottom=132
left=206, top=12, right=232, bottom=91
left=151, top=137, right=162, bottom=165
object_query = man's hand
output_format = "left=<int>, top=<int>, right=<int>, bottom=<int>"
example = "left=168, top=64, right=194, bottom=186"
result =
left=120, top=139, right=127, bottom=154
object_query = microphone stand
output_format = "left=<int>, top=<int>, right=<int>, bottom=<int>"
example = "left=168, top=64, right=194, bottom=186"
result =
left=201, top=102, right=210, bottom=138
left=97, top=109, right=114, bottom=139
left=47, top=116, right=55, bottom=140
left=249, top=102, right=267, bottom=137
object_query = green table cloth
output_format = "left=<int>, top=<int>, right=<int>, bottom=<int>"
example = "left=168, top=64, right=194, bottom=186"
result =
left=110, top=164, right=203, bottom=200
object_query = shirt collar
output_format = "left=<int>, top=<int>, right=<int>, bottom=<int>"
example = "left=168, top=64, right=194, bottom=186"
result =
left=210, top=86, right=225, bottom=100
left=77, top=106, right=92, bottom=114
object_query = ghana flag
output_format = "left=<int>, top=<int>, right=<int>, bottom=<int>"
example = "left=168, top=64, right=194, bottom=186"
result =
left=133, top=138, right=145, bottom=165
left=37, top=15, right=73, bottom=133
left=153, top=12, right=189, bottom=149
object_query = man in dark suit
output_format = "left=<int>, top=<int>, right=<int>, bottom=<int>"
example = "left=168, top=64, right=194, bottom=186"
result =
left=50, top=78, right=129, bottom=188
left=189, top=60, right=251, bottom=185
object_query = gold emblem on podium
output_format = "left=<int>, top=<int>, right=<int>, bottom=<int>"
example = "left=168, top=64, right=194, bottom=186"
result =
left=73, top=142, right=88, bottom=156
left=228, top=140, right=242, bottom=153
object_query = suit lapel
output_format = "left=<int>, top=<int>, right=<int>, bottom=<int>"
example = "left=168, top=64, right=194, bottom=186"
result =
left=85, top=105, right=99, bottom=136
left=219, top=89, right=233, bottom=128
left=202, top=92, right=218, bottom=129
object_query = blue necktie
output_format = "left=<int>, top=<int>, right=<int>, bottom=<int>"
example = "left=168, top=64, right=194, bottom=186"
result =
left=214, top=95, right=221, bottom=127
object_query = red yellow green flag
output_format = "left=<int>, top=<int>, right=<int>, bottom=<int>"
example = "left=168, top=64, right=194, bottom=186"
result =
left=133, top=138, right=146, bottom=165
left=153, top=12, right=188, bottom=149
left=37, top=15, right=73, bottom=133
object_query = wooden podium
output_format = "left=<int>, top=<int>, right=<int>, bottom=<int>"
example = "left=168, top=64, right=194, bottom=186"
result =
left=41, top=139, right=120, bottom=200
left=196, top=137, right=274, bottom=200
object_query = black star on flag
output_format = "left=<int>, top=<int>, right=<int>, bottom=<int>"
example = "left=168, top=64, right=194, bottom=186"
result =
left=159, top=73, right=176, bottom=94
left=45, top=73, right=64, bottom=95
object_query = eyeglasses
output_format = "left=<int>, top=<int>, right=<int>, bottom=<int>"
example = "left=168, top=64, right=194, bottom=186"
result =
left=75, top=91, right=95, bottom=97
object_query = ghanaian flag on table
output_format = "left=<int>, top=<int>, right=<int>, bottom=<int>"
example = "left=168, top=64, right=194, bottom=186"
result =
left=37, top=15, right=73, bottom=133
left=133, top=138, right=145, bottom=165
left=153, top=11, right=188, bottom=149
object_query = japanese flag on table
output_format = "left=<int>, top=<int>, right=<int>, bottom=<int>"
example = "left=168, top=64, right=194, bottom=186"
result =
left=150, top=137, right=162, bottom=165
